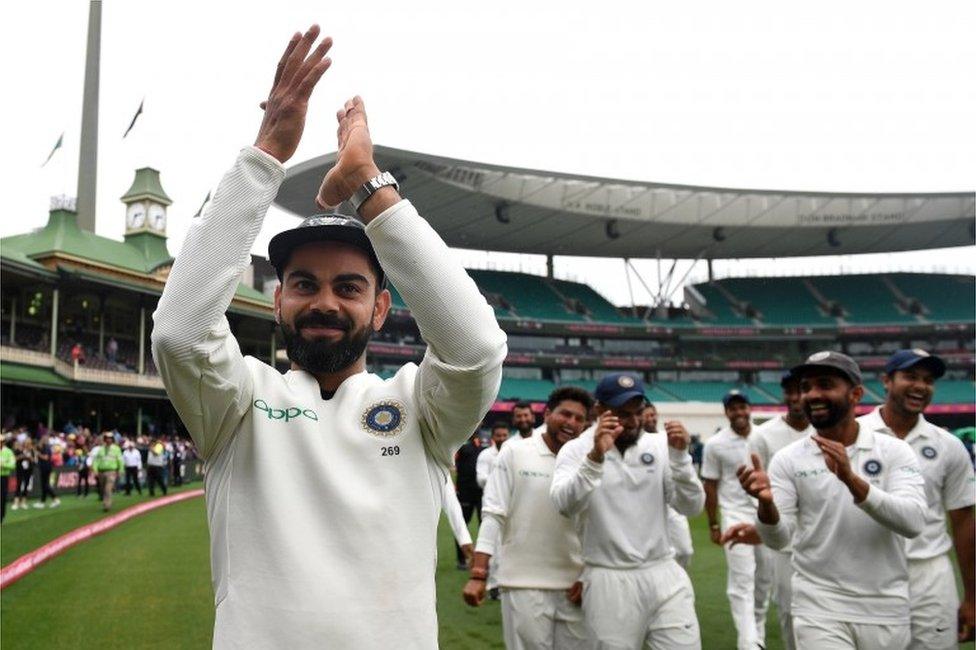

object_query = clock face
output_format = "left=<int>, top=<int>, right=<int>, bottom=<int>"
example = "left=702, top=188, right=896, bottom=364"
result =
left=148, top=203, right=167, bottom=231
left=126, top=202, right=146, bottom=229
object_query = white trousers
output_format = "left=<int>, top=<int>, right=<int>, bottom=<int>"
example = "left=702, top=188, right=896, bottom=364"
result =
left=667, top=507, right=694, bottom=569
left=770, top=549, right=795, bottom=650
left=793, top=615, right=910, bottom=650
left=500, top=588, right=588, bottom=650
left=582, top=561, right=701, bottom=650
left=907, top=554, right=959, bottom=650
left=722, top=528, right=774, bottom=649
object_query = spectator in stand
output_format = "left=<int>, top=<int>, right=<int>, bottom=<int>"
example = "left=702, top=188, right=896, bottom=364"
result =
left=146, top=440, right=168, bottom=496
left=76, top=447, right=92, bottom=498
left=455, top=431, right=486, bottom=570
left=13, top=438, right=36, bottom=510
left=106, top=337, right=119, bottom=364
left=171, top=440, right=185, bottom=486
left=123, top=443, right=143, bottom=496
left=34, top=434, right=60, bottom=509
left=1, top=435, right=15, bottom=522
left=70, top=342, right=86, bottom=365
left=91, top=432, right=124, bottom=511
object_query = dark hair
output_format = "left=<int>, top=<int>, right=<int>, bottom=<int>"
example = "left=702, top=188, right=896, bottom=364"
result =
left=491, top=420, right=511, bottom=433
left=512, top=401, right=533, bottom=412
left=546, top=386, right=594, bottom=413
left=642, top=401, right=656, bottom=412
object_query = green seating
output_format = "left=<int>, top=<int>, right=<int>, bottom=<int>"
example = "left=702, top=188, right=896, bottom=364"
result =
left=498, top=377, right=556, bottom=401
left=888, top=274, right=975, bottom=323
left=719, top=278, right=835, bottom=326
left=550, top=279, right=641, bottom=324
left=810, top=276, right=915, bottom=324
left=469, top=270, right=585, bottom=322
left=932, top=381, right=975, bottom=405
left=694, top=284, right=752, bottom=325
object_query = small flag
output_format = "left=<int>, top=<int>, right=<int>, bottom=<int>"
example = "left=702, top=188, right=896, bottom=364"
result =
left=41, top=132, right=64, bottom=167
left=193, top=191, right=211, bottom=218
left=122, top=99, right=144, bottom=138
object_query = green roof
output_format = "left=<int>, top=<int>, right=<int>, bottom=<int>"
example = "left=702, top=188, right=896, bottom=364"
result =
left=120, top=167, right=172, bottom=205
left=0, top=362, right=71, bottom=389
left=1, top=208, right=173, bottom=274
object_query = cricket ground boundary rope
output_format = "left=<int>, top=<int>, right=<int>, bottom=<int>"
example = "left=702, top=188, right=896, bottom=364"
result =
left=0, top=488, right=205, bottom=590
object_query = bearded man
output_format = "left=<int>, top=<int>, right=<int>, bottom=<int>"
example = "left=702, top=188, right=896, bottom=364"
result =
left=151, top=25, right=506, bottom=649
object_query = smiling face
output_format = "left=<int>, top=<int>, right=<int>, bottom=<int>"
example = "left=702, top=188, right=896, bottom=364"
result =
left=724, top=399, right=751, bottom=434
left=641, top=404, right=658, bottom=433
left=491, top=425, right=510, bottom=449
left=544, top=399, right=590, bottom=450
left=799, top=370, right=864, bottom=430
left=597, top=396, right=645, bottom=447
left=883, top=366, right=936, bottom=417
left=782, top=380, right=807, bottom=422
left=274, top=241, right=390, bottom=375
left=512, top=406, right=535, bottom=435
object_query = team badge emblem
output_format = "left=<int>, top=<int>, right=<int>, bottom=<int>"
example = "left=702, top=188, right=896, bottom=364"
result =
left=361, top=400, right=406, bottom=437
left=921, top=446, right=937, bottom=460
left=618, top=375, right=636, bottom=388
left=640, top=452, right=654, bottom=465
left=863, top=459, right=882, bottom=476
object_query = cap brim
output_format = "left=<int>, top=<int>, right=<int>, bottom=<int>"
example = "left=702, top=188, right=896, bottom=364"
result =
left=723, top=395, right=751, bottom=406
left=601, top=390, right=647, bottom=408
left=891, top=356, right=947, bottom=379
left=789, top=362, right=861, bottom=385
left=268, top=224, right=384, bottom=285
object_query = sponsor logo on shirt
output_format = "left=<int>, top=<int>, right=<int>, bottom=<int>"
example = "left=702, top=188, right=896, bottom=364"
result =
left=794, top=467, right=831, bottom=479
left=252, top=399, right=319, bottom=422
left=362, top=400, right=406, bottom=437
left=921, top=445, right=938, bottom=460
left=518, top=470, right=551, bottom=479
left=863, top=459, right=882, bottom=476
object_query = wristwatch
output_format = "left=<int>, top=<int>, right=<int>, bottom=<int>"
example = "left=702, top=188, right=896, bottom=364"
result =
left=350, top=171, right=399, bottom=213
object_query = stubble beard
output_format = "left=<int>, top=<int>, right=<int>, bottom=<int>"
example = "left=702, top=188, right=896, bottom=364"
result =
left=280, top=320, right=372, bottom=374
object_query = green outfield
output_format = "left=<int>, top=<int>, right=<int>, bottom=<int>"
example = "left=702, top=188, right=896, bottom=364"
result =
left=1, top=493, right=972, bottom=649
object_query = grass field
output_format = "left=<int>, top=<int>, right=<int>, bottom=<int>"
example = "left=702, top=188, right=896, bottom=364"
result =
left=1, top=490, right=973, bottom=649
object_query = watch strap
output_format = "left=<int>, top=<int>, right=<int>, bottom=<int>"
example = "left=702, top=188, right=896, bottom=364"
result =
left=350, top=171, right=399, bottom=212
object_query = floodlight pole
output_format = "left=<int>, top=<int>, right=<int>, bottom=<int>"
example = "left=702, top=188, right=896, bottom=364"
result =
left=76, top=0, right=102, bottom=233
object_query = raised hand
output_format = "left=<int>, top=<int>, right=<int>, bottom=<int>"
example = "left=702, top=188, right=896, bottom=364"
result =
left=317, top=96, right=382, bottom=210
left=664, top=420, right=689, bottom=451
left=736, top=453, right=773, bottom=504
left=812, top=435, right=869, bottom=502
left=254, top=25, right=333, bottom=163
left=588, top=411, right=623, bottom=463
left=720, top=522, right=762, bottom=548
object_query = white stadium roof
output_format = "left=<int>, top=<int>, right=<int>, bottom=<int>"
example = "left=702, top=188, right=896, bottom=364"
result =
left=275, top=147, right=976, bottom=259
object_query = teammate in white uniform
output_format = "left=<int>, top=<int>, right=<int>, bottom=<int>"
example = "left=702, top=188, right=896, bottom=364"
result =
left=440, top=474, right=473, bottom=561
left=463, top=387, right=593, bottom=649
left=641, top=402, right=695, bottom=570
left=552, top=373, right=705, bottom=649
left=476, top=421, right=510, bottom=488
left=701, top=391, right=771, bottom=649
left=737, top=351, right=927, bottom=650
left=723, top=370, right=813, bottom=650
left=512, top=401, right=537, bottom=439
left=152, top=27, right=506, bottom=649
left=857, top=349, right=975, bottom=648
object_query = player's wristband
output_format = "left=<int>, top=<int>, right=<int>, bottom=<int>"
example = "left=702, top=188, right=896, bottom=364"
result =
left=469, top=567, right=488, bottom=581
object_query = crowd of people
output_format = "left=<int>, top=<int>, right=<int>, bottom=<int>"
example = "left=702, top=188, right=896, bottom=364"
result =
left=0, top=421, right=197, bottom=521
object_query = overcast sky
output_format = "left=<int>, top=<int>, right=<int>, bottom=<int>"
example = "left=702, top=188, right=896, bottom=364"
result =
left=2, top=1, right=974, bottom=306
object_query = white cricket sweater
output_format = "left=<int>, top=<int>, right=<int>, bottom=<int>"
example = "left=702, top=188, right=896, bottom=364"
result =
left=152, top=147, right=506, bottom=649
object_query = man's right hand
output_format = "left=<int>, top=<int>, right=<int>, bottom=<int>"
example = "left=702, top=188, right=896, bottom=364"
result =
left=736, top=453, right=773, bottom=504
left=462, top=579, right=487, bottom=607
left=588, top=411, right=623, bottom=463
left=254, top=25, right=333, bottom=164
left=720, top=523, right=762, bottom=548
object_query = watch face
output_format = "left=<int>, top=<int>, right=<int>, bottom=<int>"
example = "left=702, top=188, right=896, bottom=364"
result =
left=148, top=203, right=166, bottom=230
left=126, top=203, right=146, bottom=229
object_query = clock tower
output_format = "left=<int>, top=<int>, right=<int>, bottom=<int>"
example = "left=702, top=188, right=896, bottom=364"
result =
left=121, top=167, right=173, bottom=270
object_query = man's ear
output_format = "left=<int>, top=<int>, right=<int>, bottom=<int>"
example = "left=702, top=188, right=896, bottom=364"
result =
left=372, top=288, right=392, bottom=332
left=274, top=284, right=282, bottom=324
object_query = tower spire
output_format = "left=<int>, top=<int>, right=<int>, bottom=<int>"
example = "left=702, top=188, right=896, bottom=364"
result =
left=76, top=0, right=102, bottom=233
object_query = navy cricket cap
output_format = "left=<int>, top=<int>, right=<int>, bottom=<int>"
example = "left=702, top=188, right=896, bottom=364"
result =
left=779, top=369, right=798, bottom=388
left=722, top=389, right=750, bottom=407
left=790, top=350, right=863, bottom=386
left=884, top=349, right=946, bottom=379
left=268, top=213, right=387, bottom=289
left=595, top=373, right=646, bottom=408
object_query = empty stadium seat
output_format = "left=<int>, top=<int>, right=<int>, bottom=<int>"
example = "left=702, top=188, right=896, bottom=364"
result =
left=809, top=275, right=916, bottom=324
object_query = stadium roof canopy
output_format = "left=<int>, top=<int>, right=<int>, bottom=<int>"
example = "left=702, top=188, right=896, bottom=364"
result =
left=276, top=146, right=976, bottom=259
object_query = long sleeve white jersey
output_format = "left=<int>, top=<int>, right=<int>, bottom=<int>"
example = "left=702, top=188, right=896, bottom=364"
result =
left=857, top=407, right=975, bottom=560
left=151, top=147, right=506, bottom=649
left=475, top=444, right=500, bottom=488
left=756, top=426, right=927, bottom=624
left=439, top=475, right=472, bottom=547
left=550, top=426, right=704, bottom=569
left=701, top=427, right=758, bottom=525
left=475, top=433, right=583, bottom=589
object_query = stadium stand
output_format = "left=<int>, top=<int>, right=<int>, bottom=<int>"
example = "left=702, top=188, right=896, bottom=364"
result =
left=468, top=270, right=586, bottom=322
left=809, top=275, right=916, bottom=324
left=887, top=273, right=976, bottom=323
left=549, top=278, right=640, bottom=324
left=714, top=278, right=836, bottom=326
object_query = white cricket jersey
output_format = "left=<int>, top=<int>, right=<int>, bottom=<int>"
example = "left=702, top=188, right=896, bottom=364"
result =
left=152, top=147, right=506, bottom=649
left=476, top=432, right=582, bottom=589
left=440, top=475, right=471, bottom=547
left=551, top=426, right=705, bottom=569
left=858, top=407, right=976, bottom=560
left=647, top=432, right=694, bottom=558
left=756, top=425, right=927, bottom=624
left=476, top=444, right=500, bottom=488
left=749, top=416, right=813, bottom=553
left=702, top=427, right=758, bottom=523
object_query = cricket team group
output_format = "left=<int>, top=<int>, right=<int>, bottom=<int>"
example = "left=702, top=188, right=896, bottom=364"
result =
left=149, top=24, right=974, bottom=649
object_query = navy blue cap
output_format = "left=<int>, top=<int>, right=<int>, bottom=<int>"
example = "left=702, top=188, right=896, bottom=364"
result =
left=722, top=389, right=751, bottom=407
left=779, top=370, right=798, bottom=388
left=884, top=349, right=946, bottom=379
left=790, top=350, right=862, bottom=386
left=268, top=213, right=387, bottom=288
left=594, top=373, right=646, bottom=408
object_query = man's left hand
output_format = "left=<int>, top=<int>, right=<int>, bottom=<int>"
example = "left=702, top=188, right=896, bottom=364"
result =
left=960, top=598, right=976, bottom=642
left=317, top=96, right=381, bottom=209
left=664, top=421, right=689, bottom=451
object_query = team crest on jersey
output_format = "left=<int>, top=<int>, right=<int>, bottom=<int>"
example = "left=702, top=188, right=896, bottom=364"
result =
left=863, top=459, right=882, bottom=476
left=640, top=452, right=655, bottom=465
left=361, top=400, right=406, bottom=437
left=921, top=445, right=938, bottom=460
